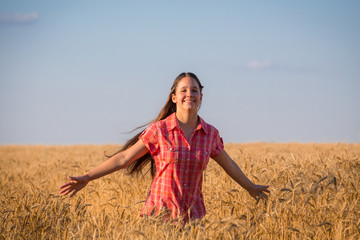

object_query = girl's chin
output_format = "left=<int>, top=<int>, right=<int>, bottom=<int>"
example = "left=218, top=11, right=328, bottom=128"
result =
left=184, top=103, right=197, bottom=107
left=178, top=106, right=198, bottom=112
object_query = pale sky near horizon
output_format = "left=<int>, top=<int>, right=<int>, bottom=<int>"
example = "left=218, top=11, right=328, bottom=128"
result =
left=1, top=1, right=359, bottom=145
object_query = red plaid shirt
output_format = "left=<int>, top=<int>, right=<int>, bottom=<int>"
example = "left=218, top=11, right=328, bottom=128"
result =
left=139, top=113, right=224, bottom=222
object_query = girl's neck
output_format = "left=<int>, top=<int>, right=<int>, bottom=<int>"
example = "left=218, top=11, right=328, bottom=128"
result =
left=175, top=111, right=198, bottom=129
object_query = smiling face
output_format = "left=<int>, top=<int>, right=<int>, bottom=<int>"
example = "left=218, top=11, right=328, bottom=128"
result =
left=171, top=76, right=203, bottom=113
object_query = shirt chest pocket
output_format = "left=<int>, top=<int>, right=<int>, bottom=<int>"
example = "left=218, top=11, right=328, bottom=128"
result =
left=160, top=146, right=181, bottom=163
left=159, top=146, right=210, bottom=167
left=195, top=149, right=210, bottom=170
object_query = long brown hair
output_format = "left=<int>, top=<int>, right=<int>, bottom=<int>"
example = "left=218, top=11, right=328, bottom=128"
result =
left=108, top=72, right=204, bottom=178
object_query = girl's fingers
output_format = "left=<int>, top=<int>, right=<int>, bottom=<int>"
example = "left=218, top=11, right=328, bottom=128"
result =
left=262, top=186, right=270, bottom=193
left=257, top=185, right=270, bottom=193
left=59, top=182, right=73, bottom=189
left=59, top=180, right=78, bottom=190
left=59, top=176, right=87, bottom=197
left=60, top=177, right=79, bottom=188
left=70, top=189, right=78, bottom=197
left=59, top=185, right=72, bottom=194
left=60, top=186, right=73, bottom=195
left=60, top=189, right=70, bottom=196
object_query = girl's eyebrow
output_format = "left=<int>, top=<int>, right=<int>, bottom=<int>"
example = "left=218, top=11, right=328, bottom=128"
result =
left=179, top=86, right=199, bottom=90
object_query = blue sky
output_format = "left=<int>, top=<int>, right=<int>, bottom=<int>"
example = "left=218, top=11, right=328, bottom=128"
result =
left=1, top=1, right=359, bottom=144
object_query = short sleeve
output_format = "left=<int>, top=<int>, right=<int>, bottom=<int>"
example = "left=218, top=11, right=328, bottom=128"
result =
left=139, top=123, right=159, bottom=155
left=210, top=129, right=224, bottom=159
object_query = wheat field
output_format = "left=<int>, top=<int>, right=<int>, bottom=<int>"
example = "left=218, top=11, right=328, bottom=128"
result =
left=0, top=143, right=359, bottom=239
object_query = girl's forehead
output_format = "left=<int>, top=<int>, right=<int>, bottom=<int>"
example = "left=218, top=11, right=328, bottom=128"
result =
left=177, top=77, right=199, bottom=88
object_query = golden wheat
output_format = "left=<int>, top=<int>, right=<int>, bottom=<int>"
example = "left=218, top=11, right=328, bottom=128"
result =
left=0, top=143, right=359, bottom=239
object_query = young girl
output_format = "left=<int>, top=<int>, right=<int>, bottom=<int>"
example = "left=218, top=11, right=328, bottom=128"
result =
left=59, top=72, right=270, bottom=223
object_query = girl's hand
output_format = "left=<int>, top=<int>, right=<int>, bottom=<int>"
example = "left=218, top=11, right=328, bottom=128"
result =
left=59, top=175, right=90, bottom=197
left=247, top=184, right=270, bottom=200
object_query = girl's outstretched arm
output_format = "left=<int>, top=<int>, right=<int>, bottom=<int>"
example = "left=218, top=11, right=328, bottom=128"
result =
left=59, top=140, right=149, bottom=197
left=214, top=150, right=270, bottom=200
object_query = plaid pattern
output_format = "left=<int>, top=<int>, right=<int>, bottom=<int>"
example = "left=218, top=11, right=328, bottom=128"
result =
left=139, top=113, right=224, bottom=222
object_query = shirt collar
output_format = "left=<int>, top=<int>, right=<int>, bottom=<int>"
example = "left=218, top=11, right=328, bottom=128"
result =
left=166, top=113, right=208, bottom=135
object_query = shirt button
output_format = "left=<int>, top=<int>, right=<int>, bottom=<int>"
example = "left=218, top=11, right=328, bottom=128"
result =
left=185, top=170, right=188, bottom=173
left=184, top=183, right=187, bottom=186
